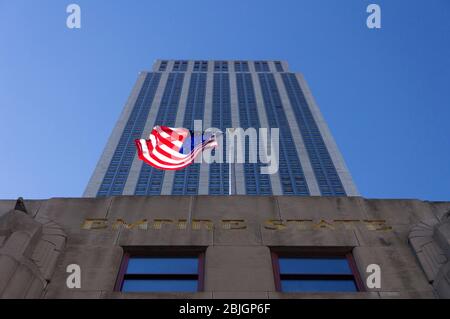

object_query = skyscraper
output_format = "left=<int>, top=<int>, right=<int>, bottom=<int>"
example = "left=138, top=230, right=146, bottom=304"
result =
left=84, top=60, right=358, bottom=197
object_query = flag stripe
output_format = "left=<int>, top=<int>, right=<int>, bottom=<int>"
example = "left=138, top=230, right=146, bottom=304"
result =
left=135, top=125, right=217, bottom=171
left=136, top=138, right=217, bottom=170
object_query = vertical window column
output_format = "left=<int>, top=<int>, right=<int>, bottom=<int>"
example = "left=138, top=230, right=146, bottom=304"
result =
left=209, top=73, right=231, bottom=194
left=134, top=73, right=185, bottom=195
left=236, top=73, right=272, bottom=195
left=97, top=72, right=161, bottom=197
left=172, top=72, right=207, bottom=195
left=258, top=73, right=309, bottom=195
left=281, top=73, right=346, bottom=196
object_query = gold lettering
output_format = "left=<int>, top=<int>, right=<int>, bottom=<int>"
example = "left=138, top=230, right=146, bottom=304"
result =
left=313, top=220, right=335, bottom=230
left=264, top=219, right=286, bottom=230
left=80, top=217, right=395, bottom=232
left=112, top=219, right=148, bottom=230
left=152, top=219, right=173, bottom=230
left=191, top=219, right=213, bottom=230
left=221, top=220, right=247, bottom=230
left=176, top=219, right=188, bottom=230
left=81, top=218, right=108, bottom=230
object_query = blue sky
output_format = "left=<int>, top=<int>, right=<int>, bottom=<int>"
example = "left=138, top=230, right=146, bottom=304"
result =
left=0, top=0, right=449, bottom=200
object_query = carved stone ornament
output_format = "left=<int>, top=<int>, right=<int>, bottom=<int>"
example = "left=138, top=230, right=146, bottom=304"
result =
left=409, top=211, right=450, bottom=298
left=0, top=199, right=66, bottom=298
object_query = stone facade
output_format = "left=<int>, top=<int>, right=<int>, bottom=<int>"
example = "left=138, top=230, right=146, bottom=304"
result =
left=1, top=196, right=449, bottom=299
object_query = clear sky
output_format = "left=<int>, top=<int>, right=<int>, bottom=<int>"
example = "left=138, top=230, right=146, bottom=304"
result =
left=1, top=0, right=449, bottom=201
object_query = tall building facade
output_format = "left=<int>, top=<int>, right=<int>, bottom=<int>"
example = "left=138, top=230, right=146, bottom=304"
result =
left=84, top=60, right=358, bottom=197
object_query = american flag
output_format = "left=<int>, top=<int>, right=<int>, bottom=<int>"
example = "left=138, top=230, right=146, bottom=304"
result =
left=135, top=126, right=218, bottom=170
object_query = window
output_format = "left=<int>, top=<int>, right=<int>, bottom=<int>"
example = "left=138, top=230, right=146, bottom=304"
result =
left=214, top=61, right=228, bottom=72
left=194, top=60, right=208, bottom=72
left=254, top=61, right=269, bottom=72
left=274, top=61, right=284, bottom=72
left=159, top=61, right=168, bottom=71
left=271, top=250, right=364, bottom=293
left=234, top=61, right=249, bottom=72
left=115, top=249, right=205, bottom=293
left=173, top=60, right=188, bottom=72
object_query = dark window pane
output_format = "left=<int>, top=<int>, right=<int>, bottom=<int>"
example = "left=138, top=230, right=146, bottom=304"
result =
left=126, top=257, right=198, bottom=275
left=281, top=279, right=357, bottom=292
left=279, top=258, right=352, bottom=275
left=122, top=279, right=198, bottom=292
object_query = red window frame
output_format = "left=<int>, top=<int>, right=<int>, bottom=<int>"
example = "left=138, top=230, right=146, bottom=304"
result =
left=114, top=247, right=205, bottom=292
left=271, top=248, right=365, bottom=292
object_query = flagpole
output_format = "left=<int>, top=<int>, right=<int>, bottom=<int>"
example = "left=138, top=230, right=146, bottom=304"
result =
left=228, top=128, right=233, bottom=196
left=229, top=133, right=232, bottom=196
left=229, top=163, right=231, bottom=195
